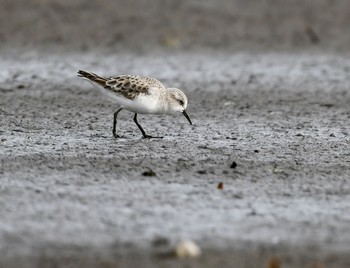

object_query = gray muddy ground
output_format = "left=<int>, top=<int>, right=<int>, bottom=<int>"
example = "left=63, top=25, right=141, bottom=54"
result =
left=1, top=0, right=350, bottom=267
left=1, top=51, right=350, bottom=268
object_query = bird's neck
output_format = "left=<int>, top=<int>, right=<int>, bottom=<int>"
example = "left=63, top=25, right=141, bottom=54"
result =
left=158, top=89, right=173, bottom=113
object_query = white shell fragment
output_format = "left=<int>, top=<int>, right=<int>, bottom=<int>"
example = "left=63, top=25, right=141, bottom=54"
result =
left=175, top=240, right=202, bottom=259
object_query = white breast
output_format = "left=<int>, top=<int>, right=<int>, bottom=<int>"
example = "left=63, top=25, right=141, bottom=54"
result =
left=99, top=86, right=162, bottom=114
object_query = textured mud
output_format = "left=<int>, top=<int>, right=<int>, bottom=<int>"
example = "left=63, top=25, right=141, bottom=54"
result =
left=1, top=51, right=350, bottom=268
left=1, top=0, right=350, bottom=267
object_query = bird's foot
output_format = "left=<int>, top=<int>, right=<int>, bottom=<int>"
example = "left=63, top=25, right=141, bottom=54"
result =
left=113, top=133, right=125, bottom=139
left=142, top=134, right=163, bottom=139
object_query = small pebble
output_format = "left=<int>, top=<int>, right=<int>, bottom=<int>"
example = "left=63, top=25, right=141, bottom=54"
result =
left=152, top=236, right=169, bottom=247
left=142, top=169, right=156, bottom=176
left=175, top=240, right=201, bottom=259
left=230, top=161, right=237, bottom=169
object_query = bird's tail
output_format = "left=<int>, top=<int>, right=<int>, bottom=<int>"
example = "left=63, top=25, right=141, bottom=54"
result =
left=77, top=70, right=107, bottom=87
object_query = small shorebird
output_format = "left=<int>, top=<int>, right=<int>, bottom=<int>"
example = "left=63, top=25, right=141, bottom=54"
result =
left=78, top=70, right=192, bottom=139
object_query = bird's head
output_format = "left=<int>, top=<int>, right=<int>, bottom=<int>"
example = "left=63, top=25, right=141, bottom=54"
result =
left=167, top=88, right=192, bottom=125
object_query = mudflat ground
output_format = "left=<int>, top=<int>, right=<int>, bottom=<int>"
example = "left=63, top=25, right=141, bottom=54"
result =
left=1, top=51, right=350, bottom=268
left=1, top=0, right=350, bottom=267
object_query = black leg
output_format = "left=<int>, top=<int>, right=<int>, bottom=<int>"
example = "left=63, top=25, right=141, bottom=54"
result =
left=133, top=113, right=163, bottom=139
left=112, top=108, right=123, bottom=138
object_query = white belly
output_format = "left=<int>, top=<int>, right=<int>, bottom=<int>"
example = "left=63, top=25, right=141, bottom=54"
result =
left=102, top=89, right=160, bottom=114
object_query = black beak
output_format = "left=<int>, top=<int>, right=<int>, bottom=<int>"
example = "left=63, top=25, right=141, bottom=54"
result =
left=183, top=110, right=193, bottom=125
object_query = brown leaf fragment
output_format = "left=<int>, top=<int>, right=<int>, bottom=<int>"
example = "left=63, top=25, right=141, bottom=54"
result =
left=217, top=182, right=224, bottom=190
left=266, top=257, right=281, bottom=268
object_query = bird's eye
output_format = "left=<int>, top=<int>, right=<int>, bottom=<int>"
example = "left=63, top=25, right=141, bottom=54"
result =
left=178, top=100, right=184, bottom=106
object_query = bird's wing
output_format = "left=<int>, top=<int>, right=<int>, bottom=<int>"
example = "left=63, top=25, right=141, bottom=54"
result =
left=78, top=71, right=165, bottom=100
left=106, top=75, right=165, bottom=100
left=135, top=76, right=165, bottom=89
